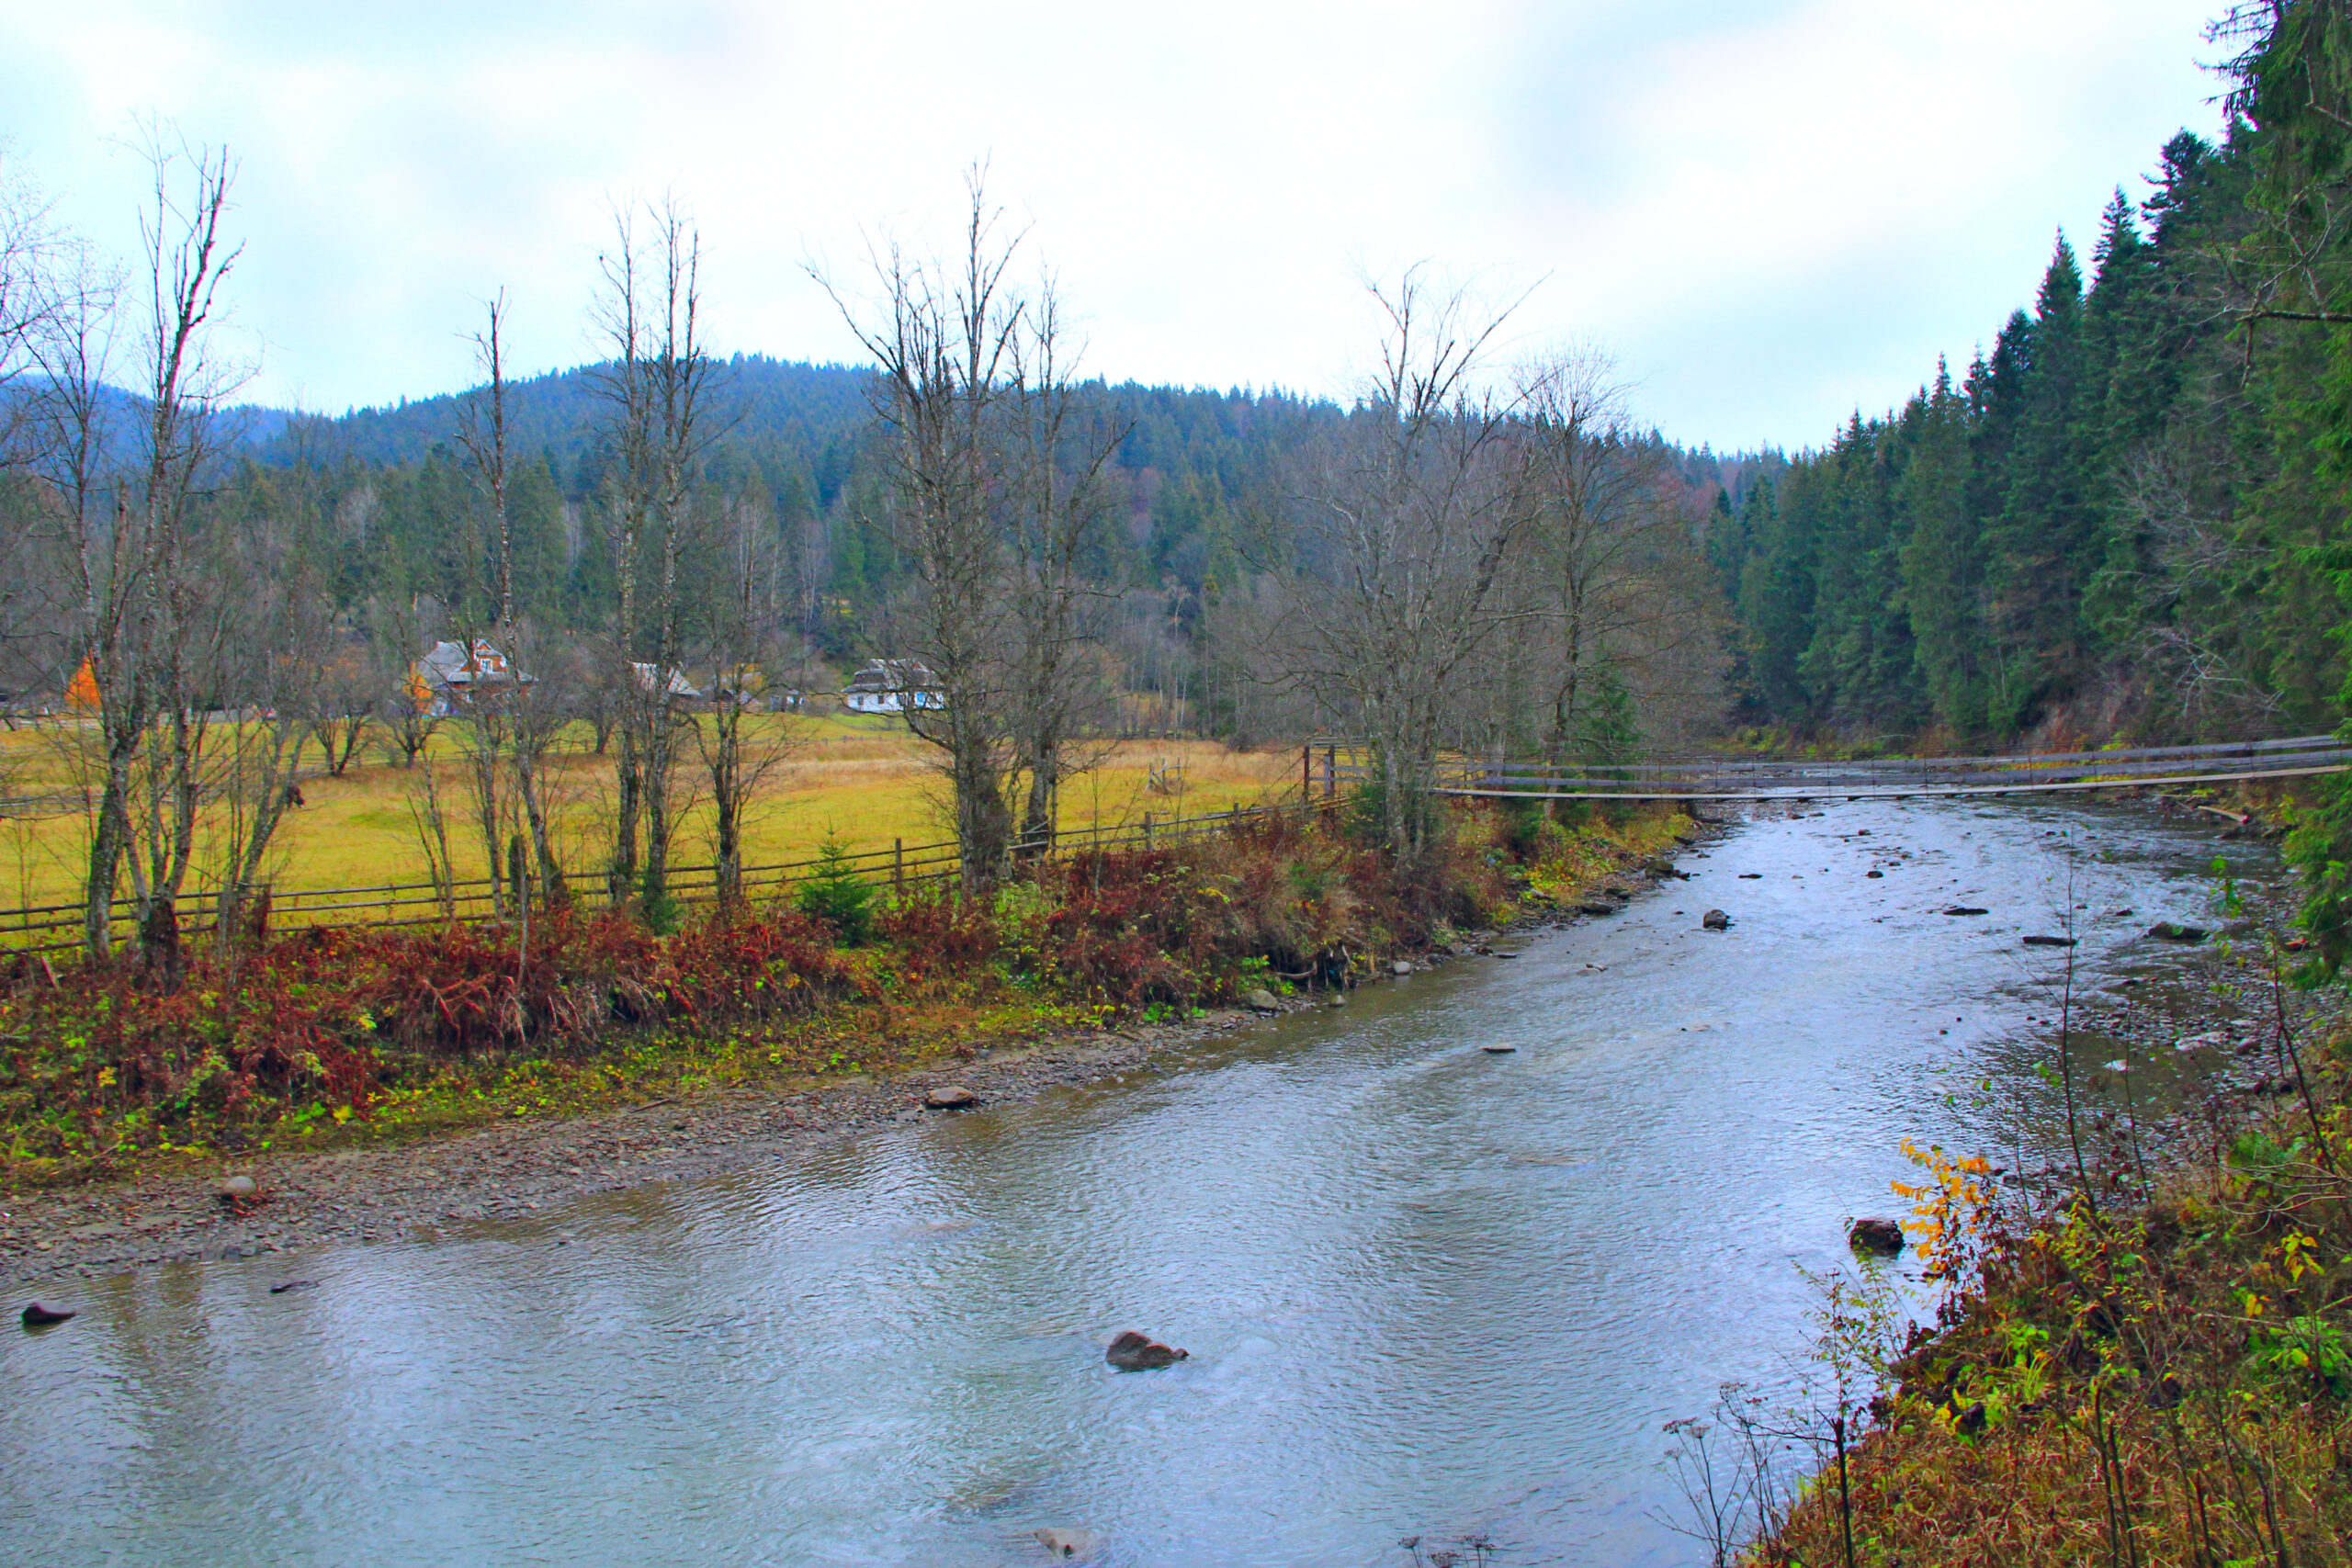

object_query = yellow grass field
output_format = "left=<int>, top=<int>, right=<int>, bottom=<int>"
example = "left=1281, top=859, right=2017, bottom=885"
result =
left=0, top=713, right=1299, bottom=935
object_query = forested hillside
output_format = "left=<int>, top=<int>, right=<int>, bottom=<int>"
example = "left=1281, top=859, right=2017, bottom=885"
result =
left=223, top=358, right=1370, bottom=739
left=1711, top=12, right=2352, bottom=746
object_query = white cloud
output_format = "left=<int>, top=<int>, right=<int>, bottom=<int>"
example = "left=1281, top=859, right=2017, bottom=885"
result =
left=0, top=0, right=2226, bottom=446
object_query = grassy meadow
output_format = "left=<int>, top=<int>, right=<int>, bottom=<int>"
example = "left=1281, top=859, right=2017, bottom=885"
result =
left=0, top=712, right=1295, bottom=934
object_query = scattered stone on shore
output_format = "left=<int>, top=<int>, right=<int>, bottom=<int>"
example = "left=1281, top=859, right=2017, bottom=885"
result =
left=2148, top=921, right=2208, bottom=943
left=218, top=1175, right=257, bottom=1200
left=20, top=1302, right=74, bottom=1327
left=1242, top=988, right=1283, bottom=1014
left=1577, top=901, right=1618, bottom=916
left=1848, top=1218, right=1905, bottom=1256
left=1035, top=1527, right=1098, bottom=1559
left=1105, top=1330, right=1188, bottom=1371
left=1702, top=909, right=1730, bottom=931
left=2022, top=935, right=2078, bottom=948
left=1390, top=960, right=1414, bottom=976
left=1866, top=870, right=1883, bottom=878
left=1325, top=992, right=1348, bottom=1007
left=1942, top=906, right=1988, bottom=917
left=923, top=1086, right=979, bottom=1111
left=1481, top=1043, right=1518, bottom=1055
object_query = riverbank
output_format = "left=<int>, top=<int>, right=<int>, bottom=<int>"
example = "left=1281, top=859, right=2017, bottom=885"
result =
left=1753, top=896, right=2352, bottom=1563
left=2, top=1004, right=1266, bottom=1289
left=5, top=802, right=1705, bottom=1288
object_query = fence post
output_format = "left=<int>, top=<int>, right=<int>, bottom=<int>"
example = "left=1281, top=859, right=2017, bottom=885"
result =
left=893, top=838, right=903, bottom=893
left=1324, top=744, right=1336, bottom=799
left=1143, top=812, right=1153, bottom=850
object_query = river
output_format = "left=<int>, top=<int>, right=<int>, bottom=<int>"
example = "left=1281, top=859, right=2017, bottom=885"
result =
left=0, top=798, right=2275, bottom=1566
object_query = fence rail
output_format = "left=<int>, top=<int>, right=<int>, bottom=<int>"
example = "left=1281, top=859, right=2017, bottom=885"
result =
left=0, top=797, right=1311, bottom=957
left=1287, top=736, right=2352, bottom=803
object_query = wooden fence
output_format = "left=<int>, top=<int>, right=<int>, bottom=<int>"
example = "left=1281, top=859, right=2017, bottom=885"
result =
left=1291, top=736, right=2352, bottom=804
left=0, top=796, right=1318, bottom=957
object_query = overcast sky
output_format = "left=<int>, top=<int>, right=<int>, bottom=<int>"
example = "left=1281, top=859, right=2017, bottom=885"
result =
left=0, top=0, right=2228, bottom=451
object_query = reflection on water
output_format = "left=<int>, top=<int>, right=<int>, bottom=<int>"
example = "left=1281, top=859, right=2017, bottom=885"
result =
left=0, top=800, right=2268, bottom=1566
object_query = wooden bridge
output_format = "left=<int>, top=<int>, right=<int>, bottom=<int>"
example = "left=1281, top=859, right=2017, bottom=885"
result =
left=1301, top=735, right=2352, bottom=806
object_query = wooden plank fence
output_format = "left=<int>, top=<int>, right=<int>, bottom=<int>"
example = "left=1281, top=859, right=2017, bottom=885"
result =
left=1284, top=734, right=2352, bottom=804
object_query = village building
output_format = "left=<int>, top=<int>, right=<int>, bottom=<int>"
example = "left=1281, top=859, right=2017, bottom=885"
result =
left=841, top=659, right=943, bottom=714
left=406, top=639, right=528, bottom=716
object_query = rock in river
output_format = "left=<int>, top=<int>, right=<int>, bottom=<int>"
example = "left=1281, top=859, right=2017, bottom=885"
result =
left=1942, top=906, right=1988, bottom=917
left=1701, top=909, right=1730, bottom=931
left=20, top=1302, right=75, bottom=1328
left=924, top=1085, right=978, bottom=1111
left=1242, top=988, right=1283, bottom=1014
left=2022, top=934, right=2078, bottom=948
left=1035, top=1527, right=1099, bottom=1559
left=1390, top=960, right=1414, bottom=977
left=1105, top=1330, right=1189, bottom=1371
left=1848, top=1218, right=1905, bottom=1257
left=2148, top=921, right=2208, bottom=943
left=1577, top=901, right=1618, bottom=916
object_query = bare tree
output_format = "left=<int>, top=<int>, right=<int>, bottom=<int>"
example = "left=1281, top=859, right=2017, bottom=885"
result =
left=1001, top=282, right=1124, bottom=852
left=1274, top=267, right=1531, bottom=863
left=503, top=622, right=575, bottom=908
left=305, top=637, right=379, bottom=775
left=822, top=168, right=1121, bottom=885
left=209, top=525, right=321, bottom=959
left=821, top=172, right=1025, bottom=888
left=28, top=134, right=244, bottom=974
left=120, top=134, right=247, bottom=987
left=0, top=152, right=56, bottom=467
left=1505, top=349, right=1720, bottom=769
left=591, top=198, right=720, bottom=920
left=453, top=292, right=519, bottom=918
left=696, top=494, right=797, bottom=906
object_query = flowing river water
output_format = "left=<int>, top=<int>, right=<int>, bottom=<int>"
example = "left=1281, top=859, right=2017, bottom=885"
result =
left=0, top=799, right=2279, bottom=1566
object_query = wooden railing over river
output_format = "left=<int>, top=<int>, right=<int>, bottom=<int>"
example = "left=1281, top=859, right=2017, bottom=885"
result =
left=1297, top=734, right=2352, bottom=804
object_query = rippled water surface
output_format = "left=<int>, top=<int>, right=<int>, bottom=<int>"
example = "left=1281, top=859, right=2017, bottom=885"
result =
left=1, top=801, right=2273, bottom=1566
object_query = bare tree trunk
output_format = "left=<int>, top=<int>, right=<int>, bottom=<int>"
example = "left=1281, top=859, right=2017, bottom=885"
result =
left=127, top=136, right=245, bottom=985
left=592, top=199, right=718, bottom=921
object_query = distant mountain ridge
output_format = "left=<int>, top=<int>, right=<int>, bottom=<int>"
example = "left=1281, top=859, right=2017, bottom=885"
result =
left=252, top=355, right=879, bottom=471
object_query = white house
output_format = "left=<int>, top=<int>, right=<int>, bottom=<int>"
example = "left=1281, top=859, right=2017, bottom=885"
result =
left=842, top=659, right=944, bottom=714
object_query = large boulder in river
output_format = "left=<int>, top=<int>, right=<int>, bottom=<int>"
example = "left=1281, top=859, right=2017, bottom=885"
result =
left=2148, top=921, right=2208, bottom=943
left=1848, top=1218, right=1905, bottom=1257
left=1242, top=988, right=1282, bottom=1013
left=1701, top=909, right=1730, bottom=931
left=20, top=1302, right=75, bottom=1328
left=923, top=1085, right=978, bottom=1111
left=1105, top=1330, right=1189, bottom=1371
